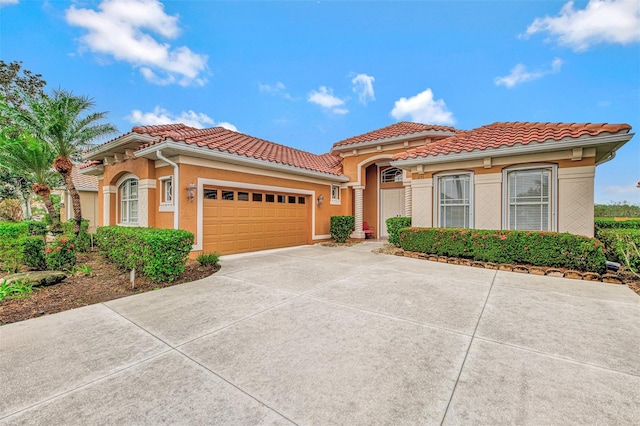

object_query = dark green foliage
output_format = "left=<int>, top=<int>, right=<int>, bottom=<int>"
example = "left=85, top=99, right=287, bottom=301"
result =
left=96, top=226, right=194, bottom=283
left=399, top=228, right=607, bottom=273
left=596, top=229, right=640, bottom=274
left=386, top=217, right=412, bottom=246
left=0, top=222, right=28, bottom=271
left=196, top=252, right=220, bottom=267
left=22, top=235, right=46, bottom=270
left=594, top=202, right=640, bottom=218
left=62, top=219, right=90, bottom=252
left=45, top=235, right=76, bottom=271
left=594, top=218, right=640, bottom=230
left=24, top=220, right=47, bottom=236
left=330, top=216, right=355, bottom=243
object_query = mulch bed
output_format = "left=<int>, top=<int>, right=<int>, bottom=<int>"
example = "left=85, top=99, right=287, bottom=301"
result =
left=0, top=250, right=219, bottom=326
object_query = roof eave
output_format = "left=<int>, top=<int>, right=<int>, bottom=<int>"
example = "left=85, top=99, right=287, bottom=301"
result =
left=83, top=133, right=158, bottom=161
left=391, top=132, right=634, bottom=168
left=330, top=130, right=457, bottom=154
left=78, top=164, right=104, bottom=177
left=136, top=141, right=350, bottom=183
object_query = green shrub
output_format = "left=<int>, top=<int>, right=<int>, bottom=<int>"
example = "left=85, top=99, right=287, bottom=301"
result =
left=0, top=278, right=34, bottom=302
left=62, top=219, right=91, bottom=252
left=596, top=228, right=640, bottom=274
left=45, top=236, right=76, bottom=271
left=386, top=217, right=412, bottom=246
left=330, top=216, right=355, bottom=243
left=96, top=226, right=194, bottom=283
left=197, top=252, right=220, bottom=267
left=24, top=220, right=47, bottom=237
left=399, top=228, right=607, bottom=273
left=594, top=218, right=640, bottom=231
left=0, top=222, right=29, bottom=272
left=22, top=236, right=46, bottom=270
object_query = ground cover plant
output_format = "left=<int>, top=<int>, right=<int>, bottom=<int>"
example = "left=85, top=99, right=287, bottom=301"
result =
left=399, top=227, right=607, bottom=273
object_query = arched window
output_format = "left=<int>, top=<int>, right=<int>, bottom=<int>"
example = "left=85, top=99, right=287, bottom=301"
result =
left=119, top=178, right=139, bottom=224
left=381, top=167, right=403, bottom=183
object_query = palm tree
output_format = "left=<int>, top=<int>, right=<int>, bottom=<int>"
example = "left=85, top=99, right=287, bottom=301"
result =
left=9, top=90, right=117, bottom=235
left=0, top=130, right=62, bottom=230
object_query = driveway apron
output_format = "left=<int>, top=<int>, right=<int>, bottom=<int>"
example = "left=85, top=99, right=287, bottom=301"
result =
left=1, top=242, right=639, bottom=425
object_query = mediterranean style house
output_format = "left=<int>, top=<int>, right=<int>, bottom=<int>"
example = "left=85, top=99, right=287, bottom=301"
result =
left=80, top=121, right=633, bottom=255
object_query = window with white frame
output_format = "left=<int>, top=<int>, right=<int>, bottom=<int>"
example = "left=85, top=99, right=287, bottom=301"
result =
left=504, top=166, right=556, bottom=231
left=160, top=177, right=173, bottom=204
left=331, top=184, right=340, bottom=203
left=381, top=167, right=403, bottom=183
left=435, top=173, right=473, bottom=228
left=119, top=178, right=139, bottom=224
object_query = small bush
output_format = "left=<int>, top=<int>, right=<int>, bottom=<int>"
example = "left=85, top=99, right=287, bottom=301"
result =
left=197, top=252, right=220, bottom=267
left=24, top=220, right=47, bottom=237
left=0, top=222, right=29, bottom=272
left=596, top=228, right=640, bottom=275
left=399, top=228, right=607, bottom=273
left=45, top=236, right=76, bottom=271
left=0, top=199, right=23, bottom=222
left=62, top=219, right=91, bottom=252
left=69, top=263, right=93, bottom=276
left=386, top=217, right=412, bottom=246
left=96, top=226, right=194, bottom=283
left=22, top=236, right=46, bottom=270
left=330, top=216, right=355, bottom=243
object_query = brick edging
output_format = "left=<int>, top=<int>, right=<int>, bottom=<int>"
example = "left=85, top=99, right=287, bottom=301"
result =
left=393, top=249, right=624, bottom=285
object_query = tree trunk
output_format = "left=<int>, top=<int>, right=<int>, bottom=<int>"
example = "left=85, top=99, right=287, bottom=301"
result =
left=33, top=183, right=59, bottom=232
left=53, top=156, right=82, bottom=236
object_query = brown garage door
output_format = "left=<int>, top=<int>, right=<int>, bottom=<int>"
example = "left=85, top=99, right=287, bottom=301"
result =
left=202, top=187, right=310, bottom=255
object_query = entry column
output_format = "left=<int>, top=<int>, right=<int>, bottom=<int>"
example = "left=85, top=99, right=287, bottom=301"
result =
left=351, top=185, right=365, bottom=239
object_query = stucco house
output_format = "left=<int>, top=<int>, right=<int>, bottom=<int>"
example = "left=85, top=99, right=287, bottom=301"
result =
left=80, top=121, right=633, bottom=255
left=54, top=167, right=99, bottom=232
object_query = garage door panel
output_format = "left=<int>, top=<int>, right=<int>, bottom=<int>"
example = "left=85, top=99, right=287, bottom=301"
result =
left=203, top=188, right=309, bottom=255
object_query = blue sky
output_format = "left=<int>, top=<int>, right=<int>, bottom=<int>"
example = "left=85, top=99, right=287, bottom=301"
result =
left=1, top=0, right=638, bottom=204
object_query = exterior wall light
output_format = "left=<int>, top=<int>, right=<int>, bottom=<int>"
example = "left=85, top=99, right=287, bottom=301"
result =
left=317, top=194, right=324, bottom=207
left=187, top=182, right=197, bottom=202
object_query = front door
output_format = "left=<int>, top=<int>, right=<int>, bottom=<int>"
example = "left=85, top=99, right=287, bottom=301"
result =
left=380, top=188, right=404, bottom=237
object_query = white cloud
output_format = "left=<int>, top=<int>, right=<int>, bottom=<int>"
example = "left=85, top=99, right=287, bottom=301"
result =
left=524, top=0, right=640, bottom=51
left=595, top=184, right=640, bottom=204
left=307, top=86, right=349, bottom=114
left=351, top=73, right=375, bottom=105
left=258, top=81, right=294, bottom=100
left=390, top=88, right=455, bottom=125
left=0, top=0, right=19, bottom=7
left=66, top=0, right=208, bottom=86
left=495, top=58, right=563, bottom=88
left=127, top=106, right=237, bottom=131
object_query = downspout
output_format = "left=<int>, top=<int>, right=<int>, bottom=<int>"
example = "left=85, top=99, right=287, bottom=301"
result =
left=156, top=150, right=179, bottom=230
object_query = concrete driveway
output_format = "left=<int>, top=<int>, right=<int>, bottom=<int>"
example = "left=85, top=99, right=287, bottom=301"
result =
left=1, top=242, right=639, bottom=425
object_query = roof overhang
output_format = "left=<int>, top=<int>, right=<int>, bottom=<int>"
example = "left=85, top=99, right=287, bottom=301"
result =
left=83, top=132, right=158, bottom=161
left=390, top=132, right=634, bottom=169
left=78, top=164, right=104, bottom=177
left=330, top=130, right=456, bottom=154
left=136, top=140, right=350, bottom=183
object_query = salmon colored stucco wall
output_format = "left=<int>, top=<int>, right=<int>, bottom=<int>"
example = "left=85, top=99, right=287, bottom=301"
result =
left=363, top=165, right=378, bottom=235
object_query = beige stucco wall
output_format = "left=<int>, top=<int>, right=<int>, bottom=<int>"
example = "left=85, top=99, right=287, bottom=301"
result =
left=411, top=178, right=433, bottom=227
left=474, top=173, right=502, bottom=230
left=557, top=165, right=595, bottom=237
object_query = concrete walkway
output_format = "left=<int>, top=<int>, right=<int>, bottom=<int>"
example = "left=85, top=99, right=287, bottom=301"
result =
left=1, top=242, right=639, bottom=425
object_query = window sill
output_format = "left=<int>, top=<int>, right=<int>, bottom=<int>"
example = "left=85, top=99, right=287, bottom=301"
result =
left=159, top=203, right=174, bottom=212
left=330, top=199, right=341, bottom=206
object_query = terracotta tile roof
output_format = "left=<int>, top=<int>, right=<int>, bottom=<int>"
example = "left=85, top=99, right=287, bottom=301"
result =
left=332, top=121, right=456, bottom=148
left=71, top=167, right=98, bottom=190
left=134, top=125, right=344, bottom=176
left=393, top=122, right=632, bottom=160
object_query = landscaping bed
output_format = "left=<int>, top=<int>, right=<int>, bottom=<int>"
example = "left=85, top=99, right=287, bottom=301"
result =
left=0, top=249, right=219, bottom=325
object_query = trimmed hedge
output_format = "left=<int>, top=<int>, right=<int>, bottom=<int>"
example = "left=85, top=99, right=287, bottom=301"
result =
left=386, top=217, right=411, bottom=246
left=330, top=216, right=355, bottom=243
left=399, top=227, right=607, bottom=273
left=594, top=218, right=640, bottom=230
left=24, top=221, right=47, bottom=237
left=596, top=228, right=640, bottom=273
left=22, top=236, right=46, bottom=270
left=96, top=226, right=194, bottom=283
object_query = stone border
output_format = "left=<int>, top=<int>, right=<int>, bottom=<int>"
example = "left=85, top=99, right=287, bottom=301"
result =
left=392, top=249, right=624, bottom=285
